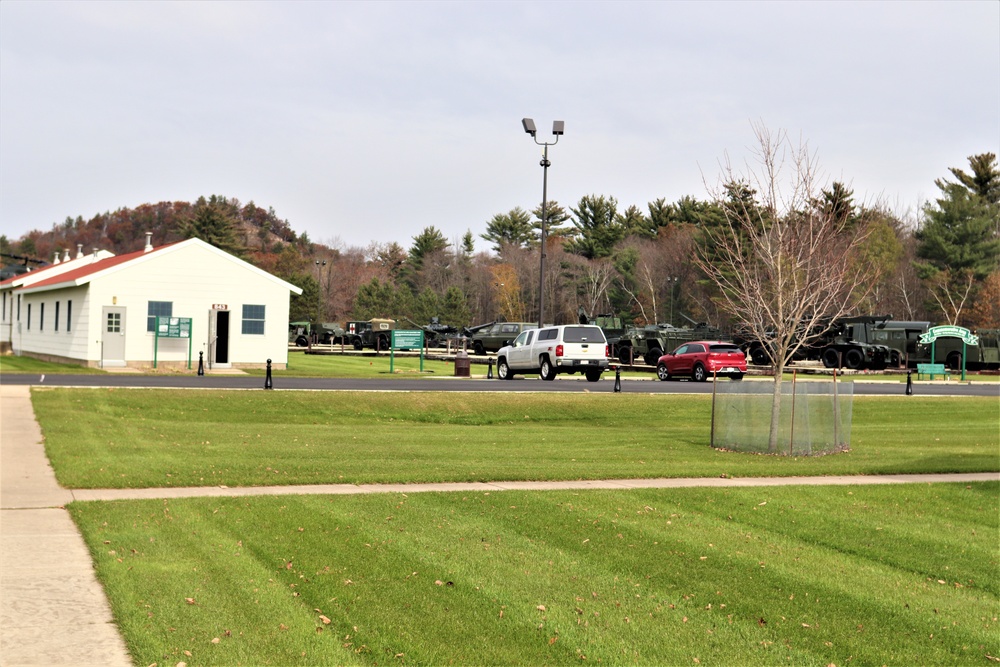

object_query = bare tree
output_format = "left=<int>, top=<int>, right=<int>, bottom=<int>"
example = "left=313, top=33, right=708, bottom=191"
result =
left=696, top=124, right=885, bottom=451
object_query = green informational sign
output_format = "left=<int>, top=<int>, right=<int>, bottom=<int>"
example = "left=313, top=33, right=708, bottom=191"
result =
left=390, top=329, right=425, bottom=373
left=157, top=317, right=192, bottom=338
left=154, top=316, right=193, bottom=369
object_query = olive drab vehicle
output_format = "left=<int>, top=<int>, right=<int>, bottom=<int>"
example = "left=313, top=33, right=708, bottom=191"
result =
left=916, top=328, right=1000, bottom=370
left=344, top=318, right=397, bottom=351
left=469, top=321, right=539, bottom=355
left=616, top=320, right=723, bottom=367
left=289, top=321, right=345, bottom=347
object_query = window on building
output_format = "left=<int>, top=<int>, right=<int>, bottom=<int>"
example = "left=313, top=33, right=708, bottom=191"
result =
left=55, top=301, right=60, bottom=332
left=40, top=303, right=45, bottom=331
left=242, top=304, right=265, bottom=335
left=147, top=301, right=172, bottom=332
left=67, top=300, right=72, bottom=332
left=27, top=303, right=31, bottom=330
left=17, top=294, right=21, bottom=321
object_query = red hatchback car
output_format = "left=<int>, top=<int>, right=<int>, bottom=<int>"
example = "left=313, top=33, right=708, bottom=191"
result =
left=656, top=341, right=747, bottom=381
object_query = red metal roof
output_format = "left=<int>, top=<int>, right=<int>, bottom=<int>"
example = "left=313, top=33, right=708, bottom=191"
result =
left=13, top=242, right=181, bottom=291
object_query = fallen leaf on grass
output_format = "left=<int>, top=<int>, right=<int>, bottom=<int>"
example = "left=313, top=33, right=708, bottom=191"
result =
left=184, top=598, right=196, bottom=605
left=320, top=615, right=332, bottom=625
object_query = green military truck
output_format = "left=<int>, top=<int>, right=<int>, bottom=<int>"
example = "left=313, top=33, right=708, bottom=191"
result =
left=470, top=321, right=538, bottom=355
left=289, top=321, right=345, bottom=347
left=616, top=322, right=724, bottom=367
left=344, top=318, right=397, bottom=351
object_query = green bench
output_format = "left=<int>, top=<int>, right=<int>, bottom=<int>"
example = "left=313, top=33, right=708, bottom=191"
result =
left=916, top=363, right=950, bottom=380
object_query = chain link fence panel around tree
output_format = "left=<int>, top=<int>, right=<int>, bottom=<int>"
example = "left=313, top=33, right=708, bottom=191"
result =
left=710, top=379, right=853, bottom=456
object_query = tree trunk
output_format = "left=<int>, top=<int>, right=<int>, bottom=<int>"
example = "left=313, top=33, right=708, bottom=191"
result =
left=768, top=361, right=784, bottom=453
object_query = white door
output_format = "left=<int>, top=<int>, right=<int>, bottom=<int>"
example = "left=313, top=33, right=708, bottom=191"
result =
left=101, top=307, right=126, bottom=367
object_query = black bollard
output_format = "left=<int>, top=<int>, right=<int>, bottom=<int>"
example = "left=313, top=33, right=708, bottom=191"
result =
left=905, top=369, right=913, bottom=395
left=487, top=357, right=493, bottom=379
left=197, top=351, right=204, bottom=376
left=614, top=366, right=621, bottom=393
left=265, top=358, right=273, bottom=390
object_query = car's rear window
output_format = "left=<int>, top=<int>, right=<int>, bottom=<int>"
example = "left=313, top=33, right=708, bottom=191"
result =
left=710, top=344, right=742, bottom=353
left=563, top=326, right=606, bottom=343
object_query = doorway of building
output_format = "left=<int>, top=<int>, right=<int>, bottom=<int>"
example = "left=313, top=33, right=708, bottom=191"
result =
left=101, top=306, right=126, bottom=367
left=209, top=308, right=231, bottom=367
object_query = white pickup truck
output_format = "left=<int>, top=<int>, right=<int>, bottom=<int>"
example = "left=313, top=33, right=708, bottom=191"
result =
left=496, top=324, right=610, bottom=382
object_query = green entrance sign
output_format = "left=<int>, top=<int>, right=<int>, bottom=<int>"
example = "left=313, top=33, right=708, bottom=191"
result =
left=919, top=325, right=979, bottom=346
left=154, top=316, right=193, bottom=369
left=918, top=325, right=978, bottom=381
left=389, top=329, right=425, bottom=373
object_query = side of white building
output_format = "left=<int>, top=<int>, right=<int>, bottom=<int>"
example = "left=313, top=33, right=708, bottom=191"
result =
left=1, top=238, right=302, bottom=369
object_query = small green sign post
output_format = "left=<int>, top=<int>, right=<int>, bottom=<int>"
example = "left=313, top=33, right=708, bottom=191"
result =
left=154, top=316, right=193, bottom=369
left=919, top=325, right=979, bottom=381
left=390, top=329, right=425, bottom=373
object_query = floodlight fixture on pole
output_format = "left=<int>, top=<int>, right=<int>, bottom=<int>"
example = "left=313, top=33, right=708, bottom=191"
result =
left=521, top=118, right=564, bottom=329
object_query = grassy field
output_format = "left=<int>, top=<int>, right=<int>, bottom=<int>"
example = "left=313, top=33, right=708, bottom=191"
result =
left=69, top=482, right=999, bottom=666
left=33, top=389, right=999, bottom=489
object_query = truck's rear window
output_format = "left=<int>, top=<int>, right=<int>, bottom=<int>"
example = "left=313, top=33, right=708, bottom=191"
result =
left=563, top=326, right=606, bottom=343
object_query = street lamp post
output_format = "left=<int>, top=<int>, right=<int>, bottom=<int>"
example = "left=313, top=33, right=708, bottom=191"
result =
left=315, top=259, right=327, bottom=342
left=522, top=118, right=564, bottom=329
left=668, top=276, right=678, bottom=325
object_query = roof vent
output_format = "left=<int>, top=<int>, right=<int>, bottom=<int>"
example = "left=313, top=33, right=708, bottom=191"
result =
left=62, top=248, right=71, bottom=262
left=92, top=247, right=99, bottom=262
left=53, top=251, right=61, bottom=265
left=76, top=244, right=84, bottom=259
left=144, top=232, right=153, bottom=253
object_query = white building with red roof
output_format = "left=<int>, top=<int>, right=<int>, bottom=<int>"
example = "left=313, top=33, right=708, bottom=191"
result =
left=1, top=236, right=302, bottom=369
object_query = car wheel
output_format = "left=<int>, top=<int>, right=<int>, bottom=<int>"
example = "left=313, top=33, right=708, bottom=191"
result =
left=295, top=336, right=309, bottom=347
left=352, top=338, right=363, bottom=350
left=844, top=348, right=864, bottom=370
left=585, top=369, right=602, bottom=382
left=731, top=372, right=744, bottom=381
left=497, top=358, right=512, bottom=380
left=540, top=357, right=556, bottom=381
left=821, top=348, right=840, bottom=368
left=692, top=363, right=707, bottom=382
left=656, top=363, right=671, bottom=381
left=473, top=341, right=485, bottom=356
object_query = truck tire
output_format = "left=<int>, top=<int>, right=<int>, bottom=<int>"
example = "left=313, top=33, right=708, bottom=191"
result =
left=497, top=358, right=513, bottom=380
left=946, top=352, right=962, bottom=371
left=643, top=348, right=661, bottom=367
left=473, top=340, right=485, bottom=356
left=295, top=335, right=309, bottom=347
left=750, top=346, right=770, bottom=366
left=540, top=357, right=557, bottom=381
left=821, top=348, right=840, bottom=368
left=352, top=338, right=363, bottom=350
left=890, top=350, right=902, bottom=368
left=844, top=348, right=864, bottom=370
left=585, top=369, right=602, bottom=382
left=618, top=347, right=633, bottom=364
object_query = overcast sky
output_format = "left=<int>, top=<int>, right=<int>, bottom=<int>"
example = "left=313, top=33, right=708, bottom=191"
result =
left=1, top=1, right=997, bottom=253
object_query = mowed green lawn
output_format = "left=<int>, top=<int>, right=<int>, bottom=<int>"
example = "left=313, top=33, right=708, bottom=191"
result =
left=70, top=483, right=998, bottom=666
left=33, top=389, right=999, bottom=489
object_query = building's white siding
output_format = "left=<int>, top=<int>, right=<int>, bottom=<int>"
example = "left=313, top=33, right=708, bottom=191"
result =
left=4, top=240, right=298, bottom=369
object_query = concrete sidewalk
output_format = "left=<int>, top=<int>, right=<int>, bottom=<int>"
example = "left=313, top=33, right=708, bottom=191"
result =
left=1, top=382, right=997, bottom=667
left=1, top=384, right=131, bottom=667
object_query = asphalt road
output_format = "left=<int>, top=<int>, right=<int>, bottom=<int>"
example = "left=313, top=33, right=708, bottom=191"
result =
left=2, top=373, right=997, bottom=396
